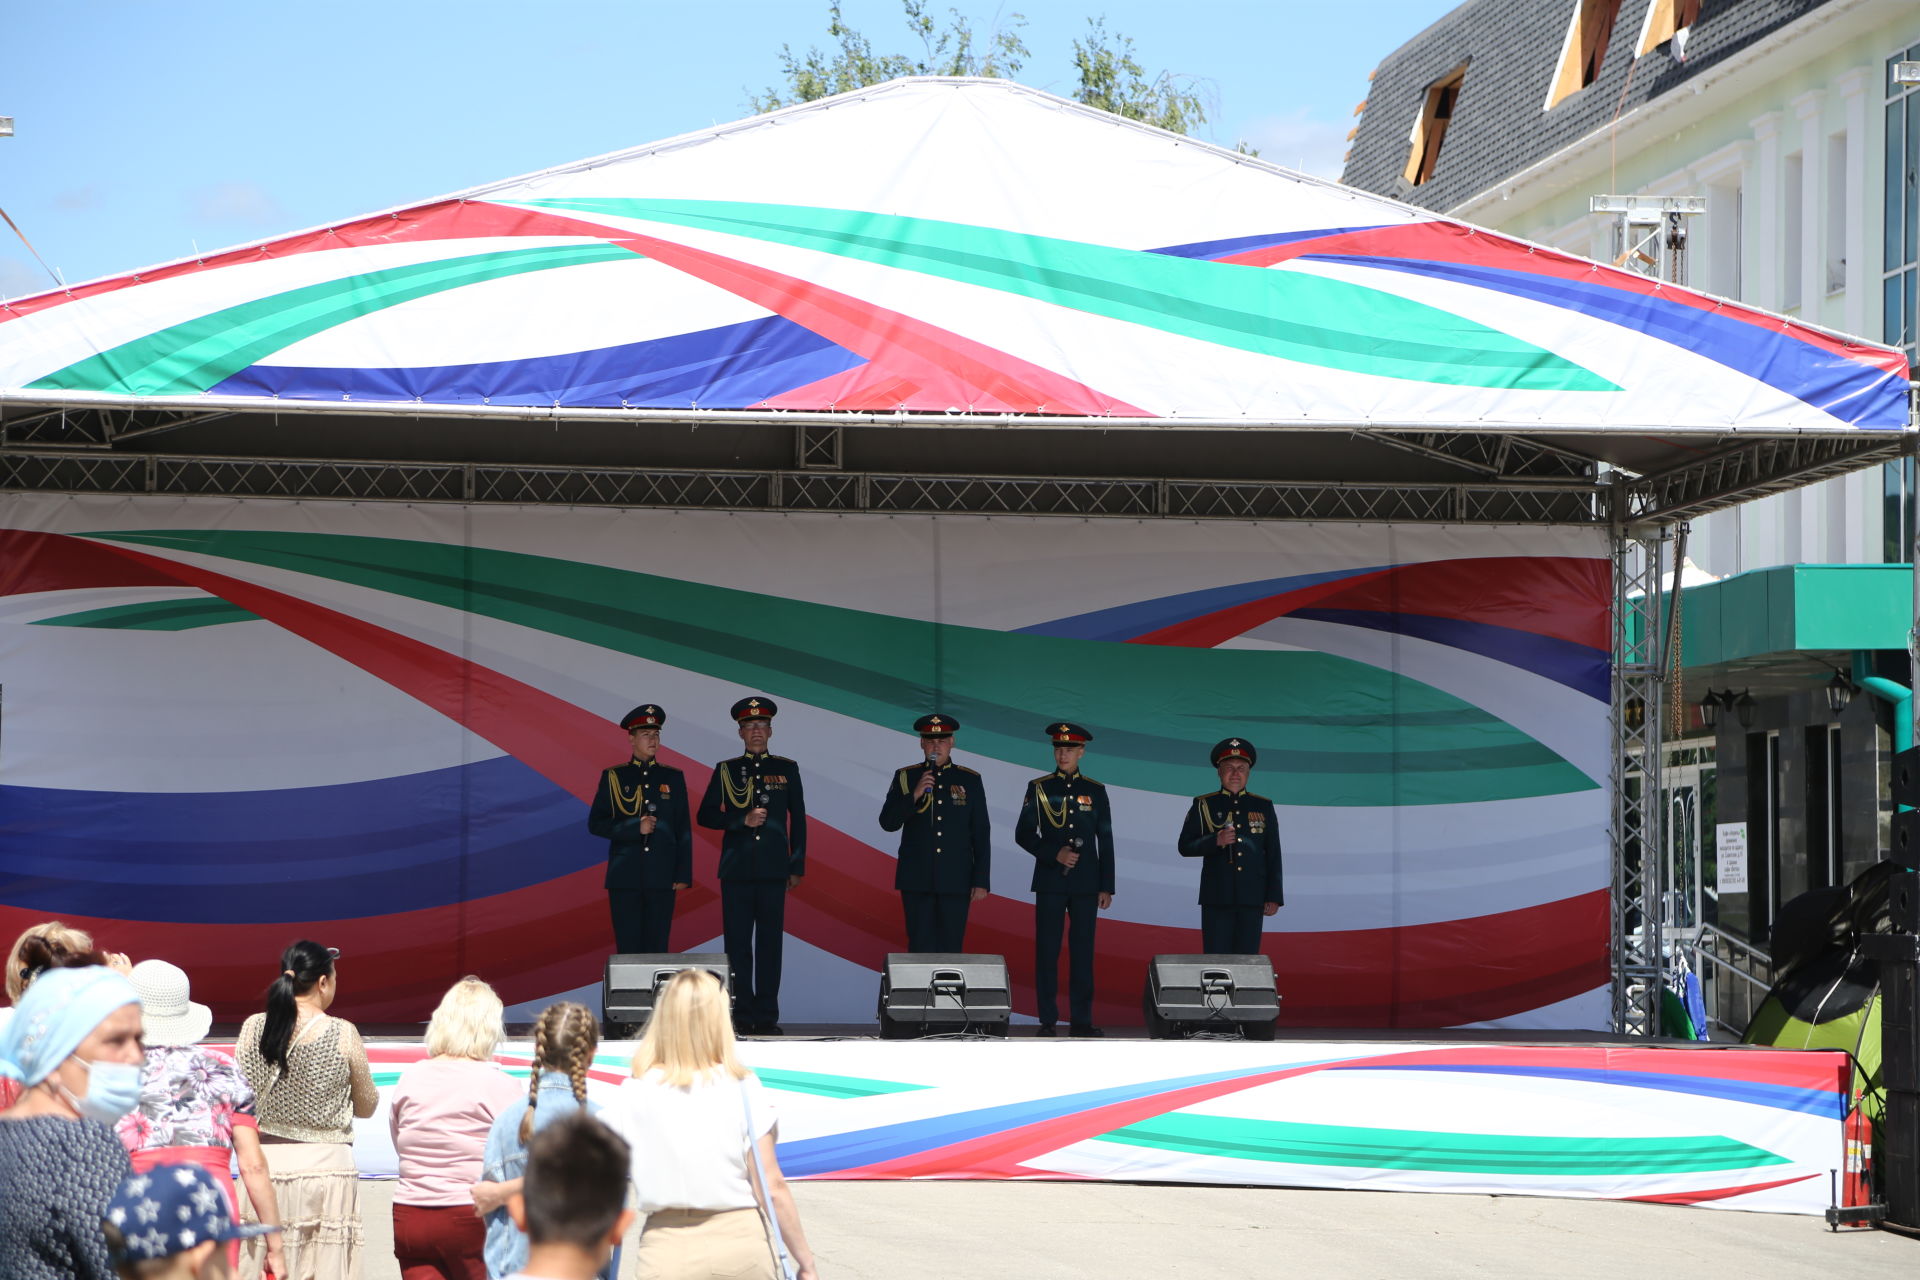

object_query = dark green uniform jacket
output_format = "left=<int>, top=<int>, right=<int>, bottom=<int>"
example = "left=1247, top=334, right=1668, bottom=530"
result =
left=587, top=758, right=693, bottom=889
left=878, top=761, right=991, bottom=894
left=1177, top=789, right=1284, bottom=907
left=697, top=752, right=808, bottom=880
left=1014, top=770, right=1116, bottom=895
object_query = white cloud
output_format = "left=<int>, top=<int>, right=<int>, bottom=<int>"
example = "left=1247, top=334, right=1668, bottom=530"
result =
left=1235, top=108, right=1352, bottom=180
left=54, top=186, right=105, bottom=212
left=189, top=181, right=289, bottom=227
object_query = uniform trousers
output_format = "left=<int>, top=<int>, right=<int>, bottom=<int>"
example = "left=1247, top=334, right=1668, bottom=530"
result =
left=609, top=888, right=677, bottom=954
left=901, top=890, right=971, bottom=953
left=722, top=879, right=787, bottom=1025
left=1034, top=891, right=1098, bottom=1028
left=1202, top=904, right=1265, bottom=955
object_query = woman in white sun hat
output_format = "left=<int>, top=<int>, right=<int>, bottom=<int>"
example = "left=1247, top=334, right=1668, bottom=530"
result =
left=114, top=958, right=285, bottom=1278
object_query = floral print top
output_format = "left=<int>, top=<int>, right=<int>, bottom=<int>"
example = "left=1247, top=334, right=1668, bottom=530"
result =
left=114, top=1044, right=258, bottom=1153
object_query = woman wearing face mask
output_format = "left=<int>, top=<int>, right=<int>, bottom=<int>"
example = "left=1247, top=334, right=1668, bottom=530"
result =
left=236, top=941, right=378, bottom=1280
left=0, top=963, right=147, bottom=1280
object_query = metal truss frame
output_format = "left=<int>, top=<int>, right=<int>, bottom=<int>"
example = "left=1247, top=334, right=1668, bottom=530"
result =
left=1622, top=433, right=1911, bottom=522
left=0, top=449, right=1608, bottom=524
left=1611, top=514, right=1669, bottom=1038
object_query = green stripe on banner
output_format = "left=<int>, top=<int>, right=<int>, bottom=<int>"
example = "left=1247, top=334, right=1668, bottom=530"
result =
left=30, top=598, right=257, bottom=630
left=755, top=1068, right=929, bottom=1099
left=513, top=198, right=1616, bottom=392
left=1101, top=1113, right=1790, bottom=1175
left=29, top=244, right=634, bottom=397
left=370, top=1067, right=538, bottom=1089
left=86, top=529, right=1597, bottom=804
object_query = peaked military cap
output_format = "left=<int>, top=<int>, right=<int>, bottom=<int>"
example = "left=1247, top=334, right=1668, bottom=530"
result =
left=914, top=713, right=959, bottom=737
left=1046, top=721, right=1093, bottom=746
left=731, top=695, right=778, bottom=722
left=620, top=704, right=666, bottom=731
left=1211, top=737, right=1257, bottom=767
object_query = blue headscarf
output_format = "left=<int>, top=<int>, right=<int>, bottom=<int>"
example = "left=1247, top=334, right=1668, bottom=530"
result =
left=0, top=965, right=139, bottom=1087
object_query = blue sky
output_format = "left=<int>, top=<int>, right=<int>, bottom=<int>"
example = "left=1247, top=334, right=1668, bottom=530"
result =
left=1, top=1, right=1458, bottom=296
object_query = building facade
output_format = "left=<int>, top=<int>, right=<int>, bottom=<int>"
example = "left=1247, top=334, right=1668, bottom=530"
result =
left=1344, top=0, right=1920, bottom=1023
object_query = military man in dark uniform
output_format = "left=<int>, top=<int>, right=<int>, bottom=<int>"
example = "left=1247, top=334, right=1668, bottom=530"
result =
left=1177, top=738, right=1284, bottom=954
left=1014, top=722, right=1114, bottom=1037
left=697, top=696, right=807, bottom=1034
left=587, top=704, right=693, bottom=954
left=878, top=713, right=991, bottom=952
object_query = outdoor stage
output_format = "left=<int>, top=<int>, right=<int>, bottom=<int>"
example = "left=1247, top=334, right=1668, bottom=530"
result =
left=347, top=1032, right=1850, bottom=1217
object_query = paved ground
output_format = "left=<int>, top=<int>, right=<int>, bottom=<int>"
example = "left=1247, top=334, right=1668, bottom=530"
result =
left=357, top=1178, right=1918, bottom=1279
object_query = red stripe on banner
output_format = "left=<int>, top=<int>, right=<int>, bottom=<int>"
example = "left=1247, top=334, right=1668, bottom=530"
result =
left=833, top=1065, right=1314, bottom=1179
left=1322, top=1045, right=1849, bottom=1090
left=0, top=201, right=643, bottom=325
left=1127, top=557, right=1608, bottom=651
left=1299, top=557, right=1610, bottom=650
left=1619, top=1173, right=1817, bottom=1206
left=0, top=528, right=191, bottom=596
left=615, top=231, right=1146, bottom=417
left=1128, top=568, right=1396, bottom=647
left=1221, top=221, right=1907, bottom=374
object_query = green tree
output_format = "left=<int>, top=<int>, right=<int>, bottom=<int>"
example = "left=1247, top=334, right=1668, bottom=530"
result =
left=748, top=1, right=1030, bottom=113
left=749, top=3, right=1254, bottom=153
left=1069, top=17, right=1204, bottom=136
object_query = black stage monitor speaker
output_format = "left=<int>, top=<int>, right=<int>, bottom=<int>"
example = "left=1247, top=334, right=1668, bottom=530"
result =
left=1896, top=746, right=1920, bottom=810
left=1144, top=954, right=1279, bottom=1040
left=877, top=953, right=1011, bottom=1038
left=603, top=953, right=731, bottom=1036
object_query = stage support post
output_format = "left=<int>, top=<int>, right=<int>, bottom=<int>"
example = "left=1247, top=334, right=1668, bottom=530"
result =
left=1612, top=490, right=1670, bottom=1036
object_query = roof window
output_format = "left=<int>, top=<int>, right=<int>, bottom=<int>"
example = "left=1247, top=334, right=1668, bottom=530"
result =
left=1545, top=0, right=1625, bottom=109
left=1634, top=0, right=1702, bottom=59
left=1404, top=63, right=1468, bottom=186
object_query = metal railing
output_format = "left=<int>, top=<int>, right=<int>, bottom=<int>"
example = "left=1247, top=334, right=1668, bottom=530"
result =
left=1688, top=923, right=1773, bottom=1040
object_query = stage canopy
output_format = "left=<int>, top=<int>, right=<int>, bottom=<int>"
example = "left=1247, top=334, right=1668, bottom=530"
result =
left=0, top=77, right=1910, bottom=526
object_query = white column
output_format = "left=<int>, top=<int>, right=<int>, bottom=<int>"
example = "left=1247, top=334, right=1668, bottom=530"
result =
left=1837, top=67, right=1871, bottom=338
left=1691, top=141, right=1750, bottom=300
left=1749, top=111, right=1783, bottom=310
left=1793, top=91, right=1825, bottom=321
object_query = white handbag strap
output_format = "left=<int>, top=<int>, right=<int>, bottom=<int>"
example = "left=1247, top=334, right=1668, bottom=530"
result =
left=739, top=1078, right=795, bottom=1278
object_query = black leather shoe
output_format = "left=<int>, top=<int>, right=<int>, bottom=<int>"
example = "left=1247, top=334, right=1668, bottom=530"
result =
left=1069, top=1024, right=1104, bottom=1038
left=1035, top=1024, right=1057, bottom=1037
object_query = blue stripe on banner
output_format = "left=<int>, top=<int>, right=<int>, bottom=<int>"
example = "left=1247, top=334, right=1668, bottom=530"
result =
left=1148, top=226, right=1389, bottom=260
left=1302, top=254, right=1911, bottom=429
left=208, top=314, right=867, bottom=408
left=1352, top=1064, right=1843, bottom=1119
left=776, top=1063, right=1335, bottom=1176
left=1015, top=566, right=1390, bottom=641
left=0, top=757, right=602, bottom=922
left=1290, top=608, right=1612, bottom=702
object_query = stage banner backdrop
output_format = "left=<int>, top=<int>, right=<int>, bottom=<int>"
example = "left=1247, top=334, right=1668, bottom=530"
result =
left=0, top=493, right=1611, bottom=1028
left=343, top=1040, right=1847, bottom=1216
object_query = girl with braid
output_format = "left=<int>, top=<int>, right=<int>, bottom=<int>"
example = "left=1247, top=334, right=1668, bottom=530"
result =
left=472, top=1002, right=615, bottom=1280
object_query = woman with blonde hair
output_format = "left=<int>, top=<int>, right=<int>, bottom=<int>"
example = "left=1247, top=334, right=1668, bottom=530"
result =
left=611, top=968, right=818, bottom=1280
left=387, top=976, right=522, bottom=1280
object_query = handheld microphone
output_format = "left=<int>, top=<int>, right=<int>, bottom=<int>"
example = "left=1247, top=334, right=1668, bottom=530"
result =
left=1061, top=834, right=1084, bottom=876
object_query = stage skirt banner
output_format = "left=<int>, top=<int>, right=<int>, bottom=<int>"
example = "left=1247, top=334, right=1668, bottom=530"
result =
left=0, top=493, right=1610, bottom=1028
left=343, top=1040, right=1847, bottom=1216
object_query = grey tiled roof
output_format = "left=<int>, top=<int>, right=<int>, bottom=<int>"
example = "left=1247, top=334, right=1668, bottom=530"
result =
left=1340, top=1, right=1835, bottom=211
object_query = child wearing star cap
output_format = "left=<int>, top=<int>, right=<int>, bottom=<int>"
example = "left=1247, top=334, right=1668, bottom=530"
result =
left=101, top=1162, right=279, bottom=1280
